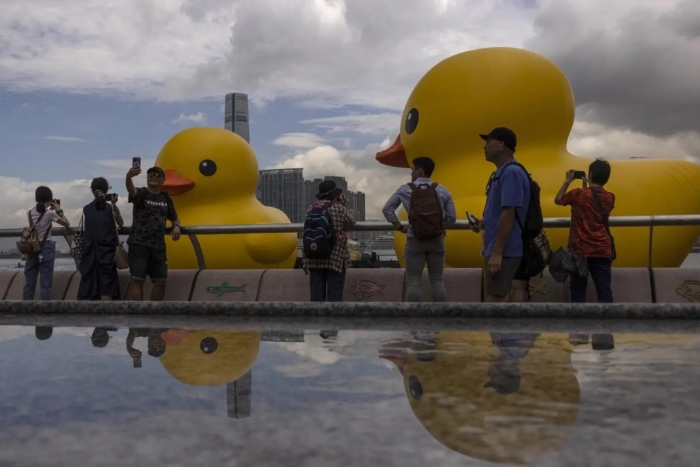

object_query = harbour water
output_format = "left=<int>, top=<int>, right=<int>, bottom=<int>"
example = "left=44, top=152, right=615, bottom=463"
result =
left=1, top=324, right=700, bottom=466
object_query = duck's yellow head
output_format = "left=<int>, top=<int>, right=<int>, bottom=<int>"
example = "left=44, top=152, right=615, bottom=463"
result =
left=159, top=329, right=260, bottom=386
left=157, top=127, right=259, bottom=201
left=379, top=331, right=580, bottom=464
left=376, top=47, right=575, bottom=169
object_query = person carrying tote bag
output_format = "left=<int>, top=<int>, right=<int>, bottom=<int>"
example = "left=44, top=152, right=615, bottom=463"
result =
left=77, top=178, right=125, bottom=301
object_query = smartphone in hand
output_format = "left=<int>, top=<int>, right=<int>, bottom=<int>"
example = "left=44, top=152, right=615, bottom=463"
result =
left=132, top=157, right=141, bottom=168
left=573, top=170, right=586, bottom=179
left=466, top=211, right=478, bottom=225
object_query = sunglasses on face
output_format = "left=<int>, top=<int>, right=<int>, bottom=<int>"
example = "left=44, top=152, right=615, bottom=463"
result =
left=148, top=172, right=163, bottom=179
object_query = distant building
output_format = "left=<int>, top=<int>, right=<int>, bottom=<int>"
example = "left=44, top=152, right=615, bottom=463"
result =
left=257, top=168, right=305, bottom=223
left=224, top=93, right=250, bottom=143
left=303, top=176, right=365, bottom=222
left=226, top=370, right=252, bottom=419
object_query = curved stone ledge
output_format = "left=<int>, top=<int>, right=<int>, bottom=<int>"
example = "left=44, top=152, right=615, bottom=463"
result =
left=2, top=300, right=700, bottom=319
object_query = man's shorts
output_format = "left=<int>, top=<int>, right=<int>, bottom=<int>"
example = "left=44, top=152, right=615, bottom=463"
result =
left=484, top=256, right=523, bottom=297
left=128, top=244, right=168, bottom=282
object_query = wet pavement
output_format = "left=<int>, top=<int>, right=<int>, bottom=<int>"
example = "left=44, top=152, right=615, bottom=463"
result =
left=1, top=318, right=700, bottom=466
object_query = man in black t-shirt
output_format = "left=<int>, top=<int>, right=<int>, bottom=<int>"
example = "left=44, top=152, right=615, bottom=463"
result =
left=126, top=166, right=181, bottom=301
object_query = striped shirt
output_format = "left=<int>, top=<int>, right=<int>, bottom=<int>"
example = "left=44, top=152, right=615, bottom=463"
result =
left=382, top=177, right=457, bottom=237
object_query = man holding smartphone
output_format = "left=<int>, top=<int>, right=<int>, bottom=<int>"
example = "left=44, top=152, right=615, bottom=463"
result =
left=126, top=165, right=181, bottom=301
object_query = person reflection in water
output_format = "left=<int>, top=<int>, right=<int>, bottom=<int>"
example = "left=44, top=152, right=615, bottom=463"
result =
left=484, top=332, right=539, bottom=395
left=34, top=326, right=53, bottom=340
left=90, top=327, right=117, bottom=348
left=126, top=328, right=167, bottom=368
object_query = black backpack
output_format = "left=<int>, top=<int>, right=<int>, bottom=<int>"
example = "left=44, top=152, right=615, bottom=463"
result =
left=303, top=203, right=335, bottom=259
left=488, top=162, right=549, bottom=278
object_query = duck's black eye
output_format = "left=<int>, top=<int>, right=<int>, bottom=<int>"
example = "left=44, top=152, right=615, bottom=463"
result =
left=200, top=337, right=218, bottom=354
left=408, top=375, right=423, bottom=400
left=199, top=160, right=217, bottom=176
left=405, top=108, right=419, bottom=135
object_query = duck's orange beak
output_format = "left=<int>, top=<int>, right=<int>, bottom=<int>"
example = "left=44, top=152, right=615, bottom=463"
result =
left=376, top=134, right=410, bottom=168
left=162, top=170, right=195, bottom=196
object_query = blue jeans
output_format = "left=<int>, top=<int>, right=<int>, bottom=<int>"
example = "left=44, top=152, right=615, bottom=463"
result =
left=570, top=257, right=613, bottom=303
left=23, top=241, right=56, bottom=301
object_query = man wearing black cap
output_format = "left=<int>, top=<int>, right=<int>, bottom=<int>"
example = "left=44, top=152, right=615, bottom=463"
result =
left=302, top=180, right=355, bottom=301
left=126, top=165, right=181, bottom=301
left=471, top=127, right=530, bottom=303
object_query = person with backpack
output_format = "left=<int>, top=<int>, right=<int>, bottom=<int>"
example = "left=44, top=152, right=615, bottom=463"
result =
left=382, top=157, right=456, bottom=302
left=555, top=159, right=616, bottom=303
left=20, top=186, right=70, bottom=300
left=470, top=128, right=532, bottom=303
left=302, top=180, right=355, bottom=301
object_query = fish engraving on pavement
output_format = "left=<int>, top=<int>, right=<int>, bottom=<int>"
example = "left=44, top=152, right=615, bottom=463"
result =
left=206, top=282, right=247, bottom=297
left=676, top=280, right=700, bottom=302
left=348, top=279, right=387, bottom=300
left=528, top=281, right=547, bottom=296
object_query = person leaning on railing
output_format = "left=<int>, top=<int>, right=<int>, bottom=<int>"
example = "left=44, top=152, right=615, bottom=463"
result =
left=554, top=159, right=616, bottom=303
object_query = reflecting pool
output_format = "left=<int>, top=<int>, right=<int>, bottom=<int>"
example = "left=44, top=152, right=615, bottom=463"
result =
left=1, top=321, right=699, bottom=466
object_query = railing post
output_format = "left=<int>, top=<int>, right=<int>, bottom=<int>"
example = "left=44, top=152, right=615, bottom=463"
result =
left=648, top=216, right=655, bottom=269
left=188, top=234, right=206, bottom=270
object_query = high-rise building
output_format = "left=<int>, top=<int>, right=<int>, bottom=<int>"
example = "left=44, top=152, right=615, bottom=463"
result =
left=256, top=168, right=305, bottom=223
left=226, top=370, right=252, bottom=419
left=224, top=93, right=250, bottom=143
left=304, top=176, right=366, bottom=223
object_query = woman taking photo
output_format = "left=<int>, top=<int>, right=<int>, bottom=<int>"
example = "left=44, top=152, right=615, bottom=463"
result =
left=78, top=178, right=124, bottom=301
left=23, top=186, right=70, bottom=300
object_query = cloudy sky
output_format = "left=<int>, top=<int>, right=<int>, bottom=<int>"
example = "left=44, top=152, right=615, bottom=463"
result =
left=1, top=0, right=699, bottom=232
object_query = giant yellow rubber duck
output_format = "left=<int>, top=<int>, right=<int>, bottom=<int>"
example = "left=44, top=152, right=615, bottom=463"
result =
left=159, top=329, right=260, bottom=386
left=156, top=127, right=298, bottom=269
left=379, top=331, right=580, bottom=465
left=376, top=47, right=700, bottom=268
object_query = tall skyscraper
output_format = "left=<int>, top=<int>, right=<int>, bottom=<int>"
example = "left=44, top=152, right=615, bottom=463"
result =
left=226, top=370, right=252, bottom=419
left=224, top=93, right=250, bottom=143
left=256, top=168, right=305, bottom=223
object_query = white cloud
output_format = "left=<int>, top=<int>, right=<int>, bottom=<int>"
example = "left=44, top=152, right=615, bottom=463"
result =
left=568, top=121, right=700, bottom=162
left=171, top=112, right=207, bottom=125
left=0, top=0, right=536, bottom=106
left=39, top=136, right=89, bottom=143
left=271, top=133, right=327, bottom=149
left=300, top=113, right=401, bottom=135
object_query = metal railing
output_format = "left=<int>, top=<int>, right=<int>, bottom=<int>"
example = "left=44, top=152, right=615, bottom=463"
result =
left=1, top=215, right=699, bottom=269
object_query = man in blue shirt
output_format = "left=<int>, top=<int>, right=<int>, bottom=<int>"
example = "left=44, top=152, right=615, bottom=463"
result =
left=471, top=127, right=530, bottom=302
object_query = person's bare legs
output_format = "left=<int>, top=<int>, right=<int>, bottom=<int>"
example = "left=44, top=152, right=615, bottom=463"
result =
left=510, top=280, right=529, bottom=302
left=130, top=280, right=144, bottom=301
left=151, top=281, right=166, bottom=301
left=100, top=295, right=112, bottom=301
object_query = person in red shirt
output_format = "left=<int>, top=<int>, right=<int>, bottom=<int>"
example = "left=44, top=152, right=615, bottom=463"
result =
left=554, top=159, right=615, bottom=303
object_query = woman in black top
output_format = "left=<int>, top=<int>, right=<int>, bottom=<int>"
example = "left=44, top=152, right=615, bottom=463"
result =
left=78, top=178, right=124, bottom=301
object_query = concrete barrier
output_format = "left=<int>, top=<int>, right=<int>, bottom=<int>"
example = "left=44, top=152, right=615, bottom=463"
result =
left=191, top=270, right=263, bottom=302
left=127, top=269, right=199, bottom=301
left=64, top=270, right=132, bottom=300
left=585, top=267, right=652, bottom=303
left=344, top=268, right=406, bottom=302
left=653, top=268, right=700, bottom=304
left=4, top=270, right=76, bottom=301
left=527, top=273, right=570, bottom=303
left=405, top=268, right=482, bottom=302
left=0, top=272, right=18, bottom=300
left=257, top=269, right=309, bottom=301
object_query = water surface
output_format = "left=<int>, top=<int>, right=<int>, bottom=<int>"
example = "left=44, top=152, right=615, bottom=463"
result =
left=1, top=322, right=699, bottom=466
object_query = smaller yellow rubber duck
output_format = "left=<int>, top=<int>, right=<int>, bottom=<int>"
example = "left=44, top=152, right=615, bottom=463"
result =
left=379, top=331, right=580, bottom=465
left=156, top=127, right=298, bottom=269
left=159, top=329, right=260, bottom=386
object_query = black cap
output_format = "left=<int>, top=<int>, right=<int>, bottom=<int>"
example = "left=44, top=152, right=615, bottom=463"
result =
left=147, top=166, right=165, bottom=177
left=479, top=127, right=517, bottom=152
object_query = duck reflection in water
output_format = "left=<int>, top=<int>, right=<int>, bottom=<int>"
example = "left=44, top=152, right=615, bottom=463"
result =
left=379, top=331, right=582, bottom=466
